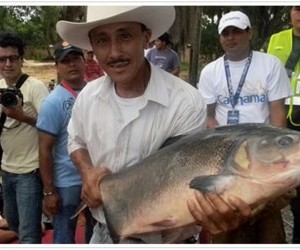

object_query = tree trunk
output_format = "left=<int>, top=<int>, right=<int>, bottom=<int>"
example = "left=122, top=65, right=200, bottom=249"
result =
left=189, top=6, right=202, bottom=87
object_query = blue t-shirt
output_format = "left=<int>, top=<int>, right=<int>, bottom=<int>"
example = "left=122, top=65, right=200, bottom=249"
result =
left=36, top=84, right=82, bottom=187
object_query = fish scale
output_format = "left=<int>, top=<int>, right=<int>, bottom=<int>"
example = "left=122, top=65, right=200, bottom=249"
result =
left=96, top=123, right=300, bottom=243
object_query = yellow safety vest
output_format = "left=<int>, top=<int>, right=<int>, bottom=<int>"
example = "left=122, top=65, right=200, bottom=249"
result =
left=267, top=28, right=300, bottom=126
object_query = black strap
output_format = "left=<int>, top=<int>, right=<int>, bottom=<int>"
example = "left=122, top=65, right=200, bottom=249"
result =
left=0, top=112, right=6, bottom=136
left=285, top=48, right=300, bottom=71
left=15, top=73, right=29, bottom=89
left=285, top=36, right=300, bottom=72
left=0, top=73, right=29, bottom=134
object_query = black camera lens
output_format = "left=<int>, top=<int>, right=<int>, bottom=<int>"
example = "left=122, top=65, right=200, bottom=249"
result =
left=1, top=91, right=18, bottom=107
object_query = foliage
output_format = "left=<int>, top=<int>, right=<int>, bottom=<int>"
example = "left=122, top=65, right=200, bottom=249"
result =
left=173, top=6, right=291, bottom=82
left=198, top=6, right=290, bottom=62
left=0, top=5, right=293, bottom=75
left=0, top=6, right=86, bottom=60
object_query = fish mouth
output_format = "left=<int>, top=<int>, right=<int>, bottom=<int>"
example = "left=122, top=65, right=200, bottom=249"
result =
left=251, top=167, right=300, bottom=189
left=272, top=158, right=289, bottom=168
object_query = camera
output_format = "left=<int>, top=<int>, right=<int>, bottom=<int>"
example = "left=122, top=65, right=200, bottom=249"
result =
left=0, top=87, right=23, bottom=107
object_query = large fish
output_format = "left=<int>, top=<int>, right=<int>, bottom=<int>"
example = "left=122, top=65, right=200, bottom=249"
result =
left=98, top=123, right=300, bottom=243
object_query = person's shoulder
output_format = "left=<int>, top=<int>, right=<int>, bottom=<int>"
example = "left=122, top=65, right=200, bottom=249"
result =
left=201, top=56, right=223, bottom=72
left=25, top=76, right=48, bottom=90
left=271, top=28, right=292, bottom=37
left=155, top=67, right=200, bottom=97
left=253, top=50, right=287, bottom=72
left=41, top=86, right=63, bottom=105
left=47, top=84, right=65, bottom=97
left=169, top=48, right=179, bottom=57
left=171, top=48, right=179, bottom=53
left=26, top=75, right=45, bottom=85
left=0, top=78, right=5, bottom=87
left=253, top=50, right=282, bottom=62
left=21, top=75, right=49, bottom=93
left=170, top=78, right=205, bottom=111
left=147, top=47, right=156, bottom=55
left=261, top=28, right=292, bottom=52
left=79, top=75, right=107, bottom=97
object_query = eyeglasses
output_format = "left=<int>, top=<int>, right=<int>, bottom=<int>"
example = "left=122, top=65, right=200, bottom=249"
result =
left=0, top=55, right=21, bottom=63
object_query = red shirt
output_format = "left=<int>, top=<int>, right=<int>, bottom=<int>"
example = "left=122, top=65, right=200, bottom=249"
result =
left=85, top=59, right=104, bottom=82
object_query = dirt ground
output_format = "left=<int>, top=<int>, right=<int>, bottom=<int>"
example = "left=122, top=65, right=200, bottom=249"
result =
left=23, top=60, right=57, bottom=85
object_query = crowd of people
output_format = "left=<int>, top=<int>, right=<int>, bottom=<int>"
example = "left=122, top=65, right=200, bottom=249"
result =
left=0, top=5, right=299, bottom=245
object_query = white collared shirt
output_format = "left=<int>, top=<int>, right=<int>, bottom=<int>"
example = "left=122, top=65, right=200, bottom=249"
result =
left=67, top=63, right=207, bottom=223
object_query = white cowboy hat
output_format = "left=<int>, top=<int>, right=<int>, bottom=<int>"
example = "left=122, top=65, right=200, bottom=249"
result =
left=56, top=6, right=176, bottom=51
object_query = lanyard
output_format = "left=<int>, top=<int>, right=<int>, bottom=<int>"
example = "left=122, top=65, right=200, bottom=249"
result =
left=224, top=50, right=253, bottom=109
left=60, top=81, right=79, bottom=98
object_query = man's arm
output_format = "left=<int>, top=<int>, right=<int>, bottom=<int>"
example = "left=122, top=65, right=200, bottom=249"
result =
left=0, top=229, right=18, bottom=243
left=171, top=51, right=180, bottom=76
left=171, top=67, right=180, bottom=76
left=269, top=99, right=287, bottom=128
left=38, top=131, right=61, bottom=216
left=207, top=103, right=219, bottom=128
left=70, top=148, right=111, bottom=208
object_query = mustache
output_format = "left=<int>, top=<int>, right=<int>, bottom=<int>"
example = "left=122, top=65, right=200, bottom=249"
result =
left=107, top=57, right=129, bottom=65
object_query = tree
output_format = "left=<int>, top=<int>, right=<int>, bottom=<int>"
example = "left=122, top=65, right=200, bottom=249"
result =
left=0, top=6, right=87, bottom=60
left=0, top=6, right=292, bottom=79
left=188, top=6, right=203, bottom=87
left=172, top=6, right=291, bottom=83
left=60, top=6, right=86, bottom=22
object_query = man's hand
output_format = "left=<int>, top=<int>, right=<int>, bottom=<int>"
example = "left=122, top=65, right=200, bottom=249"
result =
left=43, top=192, right=61, bottom=217
left=1, top=97, right=25, bottom=121
left=207, top=117, right=219, bottom=129
left=187, top=191, right=251, bottom=235
left=81, top=167, right=112, bottom=208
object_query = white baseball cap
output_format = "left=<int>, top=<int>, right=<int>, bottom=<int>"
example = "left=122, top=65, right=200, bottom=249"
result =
left=218, top=11, right=251, bottom=35
left=56, top=6, right=175, bottom=51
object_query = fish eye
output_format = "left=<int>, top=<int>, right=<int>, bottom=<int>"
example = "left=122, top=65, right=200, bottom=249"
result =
left=276, top=135, right=294, bottom=147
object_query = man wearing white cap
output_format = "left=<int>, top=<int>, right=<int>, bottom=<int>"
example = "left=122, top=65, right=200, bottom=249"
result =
left=56, top=6, right=251, bottom=243
left=197, top=11, right=292, bottom=243
left=198, top=10, right=291, bottom=128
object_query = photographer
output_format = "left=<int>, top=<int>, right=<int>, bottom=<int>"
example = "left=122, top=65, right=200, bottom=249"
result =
left=0, top=32, right=49, bottom=243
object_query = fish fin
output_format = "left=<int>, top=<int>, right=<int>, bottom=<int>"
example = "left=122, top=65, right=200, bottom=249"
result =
left=189, top=175, right=236, bottom=194
left=70, top=201, right=87, bottom=219
left=234, top=140, right=250, bottom=170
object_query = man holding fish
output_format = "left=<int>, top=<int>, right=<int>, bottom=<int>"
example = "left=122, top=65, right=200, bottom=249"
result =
left=197, top=11, right=293, bottom=243
left=56, top=6, right=251, bottom=243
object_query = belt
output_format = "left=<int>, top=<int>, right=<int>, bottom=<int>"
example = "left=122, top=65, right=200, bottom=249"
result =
left=28, top=168, right=39, bottom=174
left=1, top=168, right=39, bottom=175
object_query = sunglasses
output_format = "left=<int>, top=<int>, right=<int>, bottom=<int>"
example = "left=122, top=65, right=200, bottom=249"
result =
left=0, top=55, right=21, bottom=63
